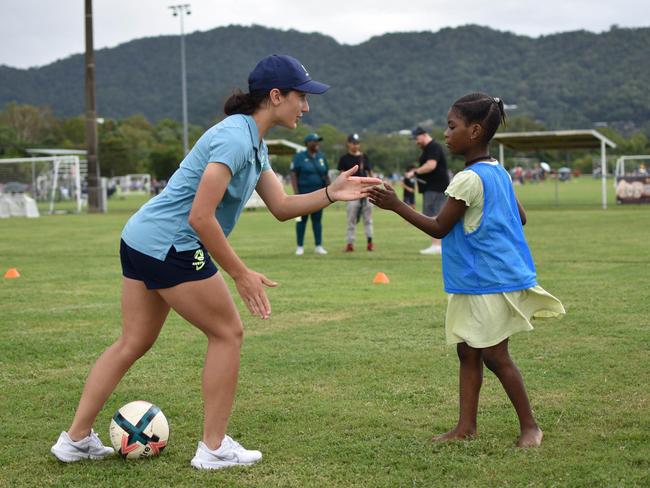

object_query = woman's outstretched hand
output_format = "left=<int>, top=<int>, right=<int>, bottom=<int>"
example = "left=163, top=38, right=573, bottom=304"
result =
left=328, top=165, right=382, bottom=202
left=368, top=182, right=401, bottom=211
left=233, top=268, right=278, bottom=320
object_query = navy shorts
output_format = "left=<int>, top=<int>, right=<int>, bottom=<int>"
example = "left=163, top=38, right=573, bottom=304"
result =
left=120, top=239, right=218, bottom=290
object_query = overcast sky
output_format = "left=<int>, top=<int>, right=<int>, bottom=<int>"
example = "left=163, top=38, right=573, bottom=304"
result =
left=1, top=0, right=648, bottom=69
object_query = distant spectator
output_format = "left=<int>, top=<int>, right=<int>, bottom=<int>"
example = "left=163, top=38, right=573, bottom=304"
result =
left=290, top=132, right=330, bottom=256
left=338, top=133, right=374, bottom=252
left=407, top=126, right=449, bottom=255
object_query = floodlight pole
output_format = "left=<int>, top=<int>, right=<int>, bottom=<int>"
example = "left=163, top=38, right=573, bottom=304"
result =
left=84, top=0, right=102, bottom=212
left=169, top=4, right=191, bottom=155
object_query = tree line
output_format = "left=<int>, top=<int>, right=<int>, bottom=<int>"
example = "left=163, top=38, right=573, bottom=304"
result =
left=1, top=103, right=648, bottom=180
left=1, top=25, right=649, bottom=135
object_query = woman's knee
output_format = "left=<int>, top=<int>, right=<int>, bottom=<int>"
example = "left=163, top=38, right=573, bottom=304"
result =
left=115, top=335, right=156, bottom=361
left=204, top=316, right=244, bottom=345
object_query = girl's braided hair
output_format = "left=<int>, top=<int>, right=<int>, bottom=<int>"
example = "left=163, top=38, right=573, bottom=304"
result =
left=451, top=93, right=507, bottom=143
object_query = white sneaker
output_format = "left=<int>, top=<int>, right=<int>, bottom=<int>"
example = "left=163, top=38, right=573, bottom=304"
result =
left=295, top=246, right=304, bottom=256
left=51, top=430, right=114, bottom=462
left=314, top=246, right=328, bottom=255
left=190, top=435, right=262, bottom=470
left=420, top=245, right=442, bottom=255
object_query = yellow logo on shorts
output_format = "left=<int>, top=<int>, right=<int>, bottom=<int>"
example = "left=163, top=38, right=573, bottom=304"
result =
left=193, top=249, right=205, bottom=271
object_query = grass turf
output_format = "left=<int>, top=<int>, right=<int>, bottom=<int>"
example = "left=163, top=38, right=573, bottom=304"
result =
left=0, top=177, right=648, bottom=487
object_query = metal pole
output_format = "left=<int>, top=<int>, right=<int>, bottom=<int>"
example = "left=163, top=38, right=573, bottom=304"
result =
left=601, top=140, right=607, bottom=209
left=180, top=8, right=189, bottom=155
left=74, top=156, right=82, bottom=213
left=499, top=143, right=504, bottom=165
left=50, top=159, right=60, bottom=215
left=170, top=4, right=191, bottom=155
left=85, top=0, right=101, bottom=212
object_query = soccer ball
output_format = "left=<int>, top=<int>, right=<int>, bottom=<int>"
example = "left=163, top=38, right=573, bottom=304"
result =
left=109, top=400, right=169, bottom=459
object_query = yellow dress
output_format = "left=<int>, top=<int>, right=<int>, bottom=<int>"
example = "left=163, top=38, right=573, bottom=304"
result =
left=444, top=165, right=565, bottom=348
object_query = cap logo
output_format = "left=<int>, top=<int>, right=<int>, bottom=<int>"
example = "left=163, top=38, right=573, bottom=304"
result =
left=300, top=63, right=309, bottom=76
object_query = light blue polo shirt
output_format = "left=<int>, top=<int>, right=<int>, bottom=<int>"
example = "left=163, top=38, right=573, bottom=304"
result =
left=121, top=114, right=271, bottom=260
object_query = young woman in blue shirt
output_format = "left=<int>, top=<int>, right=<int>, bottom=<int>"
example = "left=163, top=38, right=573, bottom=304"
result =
left=369, top=93, right=564, bottom=448
left=51, top=54, right=381, bottom=468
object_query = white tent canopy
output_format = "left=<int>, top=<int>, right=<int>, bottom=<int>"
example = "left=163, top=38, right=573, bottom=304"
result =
left=266, top=139, right=305, bottom=156
left=492, top=130, right=617, bottom=209
left=244, top=139, right=305, bottom=209
left=26, top=148, right=87, bottom=157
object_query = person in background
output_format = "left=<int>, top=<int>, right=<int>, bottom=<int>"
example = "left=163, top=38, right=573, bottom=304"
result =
left=290, top=133, right=330, bottom=255
left=338, top=133, right=374, bottom=251
left=402, top=164, right=417, bottom=209
left=407, top=127, right=450, bottom=254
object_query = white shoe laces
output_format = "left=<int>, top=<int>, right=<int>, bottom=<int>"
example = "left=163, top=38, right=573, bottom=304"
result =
left=223, top=435, right=243, bottom=451
left=88, top=430, right=102, bottom=445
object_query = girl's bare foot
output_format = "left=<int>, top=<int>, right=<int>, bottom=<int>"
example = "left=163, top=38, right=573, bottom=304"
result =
left=517, top=427, right=543, bottom=447
left=431, top=427, right=476, bottom=443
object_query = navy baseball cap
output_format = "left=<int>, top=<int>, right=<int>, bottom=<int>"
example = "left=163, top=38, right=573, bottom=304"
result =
left=347, top=133, right=361, bottom=143
left=248, top=54, right=330, bottom=94
left=304, top=133, right=323, bottom=143
left=411, top=126, right=428, bottom=138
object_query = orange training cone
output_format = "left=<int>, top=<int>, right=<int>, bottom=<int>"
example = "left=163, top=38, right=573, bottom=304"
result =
left=4, top=268, right=20, bottom=279
left=373, top=272, right=390, bottom=284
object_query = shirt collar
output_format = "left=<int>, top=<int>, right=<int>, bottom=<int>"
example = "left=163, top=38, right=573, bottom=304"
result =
left=243, top=115, right=262, bottom=152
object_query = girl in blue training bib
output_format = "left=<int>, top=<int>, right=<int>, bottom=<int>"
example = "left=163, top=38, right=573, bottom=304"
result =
left=51, top=54, right=381, bottom=468
left=369, top=93, right=564, bottom=448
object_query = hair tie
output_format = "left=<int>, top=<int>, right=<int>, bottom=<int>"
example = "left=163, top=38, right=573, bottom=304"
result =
left=493, top=97, right=501, bottom=104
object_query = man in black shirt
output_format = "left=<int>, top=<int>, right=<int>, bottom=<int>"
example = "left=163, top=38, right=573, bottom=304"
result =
left=337, top=133, right=374, bottom=251
left=406, top=126, right=450, bottom=254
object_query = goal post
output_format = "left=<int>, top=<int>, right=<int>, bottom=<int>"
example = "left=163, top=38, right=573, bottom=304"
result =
left=0, top=156, right=84, bottom=214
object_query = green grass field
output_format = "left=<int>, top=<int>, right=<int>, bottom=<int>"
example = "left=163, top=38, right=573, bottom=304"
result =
left=1, top=177, right=649, bottom=487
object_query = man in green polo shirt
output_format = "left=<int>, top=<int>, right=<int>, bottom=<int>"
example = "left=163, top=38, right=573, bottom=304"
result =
left=290, top=133, right=330, bottom=255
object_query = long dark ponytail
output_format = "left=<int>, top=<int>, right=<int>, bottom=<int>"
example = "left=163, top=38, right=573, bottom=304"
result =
left=451, top=93, right=507, bottom=143
left=223, top=88, right=291, bottom=116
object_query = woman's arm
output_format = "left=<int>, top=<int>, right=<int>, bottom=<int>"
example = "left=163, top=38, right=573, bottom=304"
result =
left=189, top=163, right=276, bottom=319
left=255, top=165, right=381, bottom=221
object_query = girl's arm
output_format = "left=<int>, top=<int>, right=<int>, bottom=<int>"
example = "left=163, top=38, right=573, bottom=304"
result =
left=516, top=198, right=527, bottom=225
left=255, top=165, right=381, bottom=221
left=189, top=162, right=277, bottom=319
left=369, top=184, right=466, bottom=239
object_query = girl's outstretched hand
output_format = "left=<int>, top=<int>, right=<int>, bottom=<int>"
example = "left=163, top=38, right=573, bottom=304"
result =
left=328, top=165, right=382, bottom=201
left=368, top=182, right=401, bottom=211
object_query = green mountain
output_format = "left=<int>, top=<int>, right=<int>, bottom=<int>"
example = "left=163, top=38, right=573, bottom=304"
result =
left=1, top=24, right=649, bottom=132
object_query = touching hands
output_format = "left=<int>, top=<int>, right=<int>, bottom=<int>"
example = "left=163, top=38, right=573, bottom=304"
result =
left=233, top=268, right=278, bottom=320
left=328, top=165, right=382, bottom=201
left=368, top=182, right=401, bottom=211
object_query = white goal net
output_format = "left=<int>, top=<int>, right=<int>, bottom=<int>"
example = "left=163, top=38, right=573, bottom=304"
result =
left=0, top=156, right=85, bottom=216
